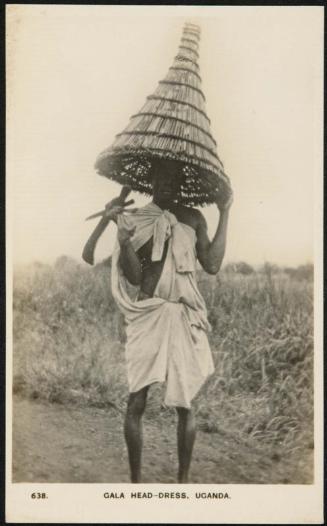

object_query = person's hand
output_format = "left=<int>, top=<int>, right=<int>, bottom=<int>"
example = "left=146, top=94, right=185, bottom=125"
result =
left=103, top=185, right=134, bottom=223
left=104, top=204, right=125, bottom=223
left=216, top=180, right=233, bottom=212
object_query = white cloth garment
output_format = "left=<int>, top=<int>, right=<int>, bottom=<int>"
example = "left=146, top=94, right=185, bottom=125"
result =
left=111, top=202, right=214, bottom=408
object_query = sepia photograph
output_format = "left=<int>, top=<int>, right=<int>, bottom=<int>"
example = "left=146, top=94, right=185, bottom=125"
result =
left=6, top=4, right=323, bottom=524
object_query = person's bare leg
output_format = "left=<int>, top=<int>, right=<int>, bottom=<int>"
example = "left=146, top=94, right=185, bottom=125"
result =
left=176, top=407, right=196, bottom=483
left=124, top=386, right=149, bottom=483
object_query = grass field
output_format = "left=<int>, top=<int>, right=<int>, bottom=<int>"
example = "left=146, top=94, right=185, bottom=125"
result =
left=12, top=257, right=314, bottom=482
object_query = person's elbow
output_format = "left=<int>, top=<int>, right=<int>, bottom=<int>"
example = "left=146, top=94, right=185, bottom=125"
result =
left=201, top=252, right=224, bottom=275
left=82, top=245, right=94, bottom=266
left=204, top=262, right=221, bottom=275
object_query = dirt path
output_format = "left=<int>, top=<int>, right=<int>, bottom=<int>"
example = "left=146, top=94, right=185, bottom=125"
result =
left=12, top=396, right=312, bottom=484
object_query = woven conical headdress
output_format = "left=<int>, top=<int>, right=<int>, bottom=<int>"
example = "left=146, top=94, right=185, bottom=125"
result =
left=95, top=22, right=229, bottom=206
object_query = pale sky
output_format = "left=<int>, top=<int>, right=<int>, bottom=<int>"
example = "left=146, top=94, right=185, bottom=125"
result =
left=6, top=5, right=323, bottom=266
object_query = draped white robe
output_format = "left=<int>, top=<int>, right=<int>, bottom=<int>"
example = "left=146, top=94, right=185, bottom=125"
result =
left=111, top=203, right=214, bottom=408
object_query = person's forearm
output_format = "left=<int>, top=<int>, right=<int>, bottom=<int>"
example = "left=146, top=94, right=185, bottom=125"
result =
left=119, top=240, right=142, bottom=285
left=206, top=209, right=230, bottom=273
left=82, top=216, right=110, bottom=265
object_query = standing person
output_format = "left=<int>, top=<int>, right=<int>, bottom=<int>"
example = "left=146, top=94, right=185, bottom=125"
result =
left=82, top=160, right=233, bottom=483
left=83, top=22, right=233, bottom=482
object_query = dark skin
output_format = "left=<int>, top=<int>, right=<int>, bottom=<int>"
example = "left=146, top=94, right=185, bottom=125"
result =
left=82, top=159, right=233, bottom=483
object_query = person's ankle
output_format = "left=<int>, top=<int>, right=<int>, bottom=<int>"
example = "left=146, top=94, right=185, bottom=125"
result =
left=178, top=472, right=189, bottom=483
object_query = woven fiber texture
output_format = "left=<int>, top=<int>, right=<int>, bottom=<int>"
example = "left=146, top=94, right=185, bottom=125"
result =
left=95, top=22, right=230, bottom=206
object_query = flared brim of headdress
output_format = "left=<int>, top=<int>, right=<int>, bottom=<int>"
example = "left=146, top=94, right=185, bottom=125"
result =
left=95, top=23, right=230, bottom=207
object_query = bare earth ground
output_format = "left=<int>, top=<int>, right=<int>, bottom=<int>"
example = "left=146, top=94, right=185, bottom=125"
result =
left=12, top=395, right=313, bottom=484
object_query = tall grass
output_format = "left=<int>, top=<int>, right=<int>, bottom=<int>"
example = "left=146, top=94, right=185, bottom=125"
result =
left=13, top=256, right=314, bottom=477
left=196, top=267, right=313, bottom=462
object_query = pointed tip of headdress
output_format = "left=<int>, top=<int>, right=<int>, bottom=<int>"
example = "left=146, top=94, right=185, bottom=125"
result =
left=184, top=20, right=201, bottom=30
left=182, top=21, right=201, bottom=39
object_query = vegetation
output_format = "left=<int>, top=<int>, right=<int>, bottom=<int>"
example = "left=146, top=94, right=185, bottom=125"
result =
left=13, top=257, right=314, bottom=481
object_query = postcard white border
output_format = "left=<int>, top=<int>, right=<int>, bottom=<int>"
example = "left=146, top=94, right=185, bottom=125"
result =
left=5, top=4, right=324, bottom=524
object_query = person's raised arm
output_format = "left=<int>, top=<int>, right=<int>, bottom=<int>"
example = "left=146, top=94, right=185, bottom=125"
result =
left=82, top=186, right=134, bottom=265
left=83, top=202, right=142, bottom=284
left=195, top=181, right=233, bottom=275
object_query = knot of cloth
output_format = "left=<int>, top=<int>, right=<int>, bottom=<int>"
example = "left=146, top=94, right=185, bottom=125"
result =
left=117, top=205, right=195, bottom=273
left=152, top=210, right=195, bottom=273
